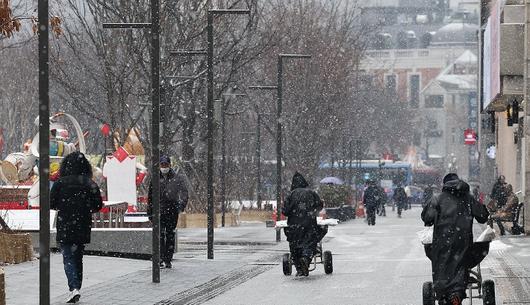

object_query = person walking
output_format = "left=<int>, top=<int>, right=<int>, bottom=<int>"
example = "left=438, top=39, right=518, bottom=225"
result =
left=50, top=152, right=103, bottom=303
left=490, top=175, right=507, bottom=209
left=393, top=185, right=407, bottom=218
left=283, top=172, right=325, bottom=276
left=148, top=155, right=189, bottom=269
left=422, top=184, right=434, bottom=208
left=377, top=185, right=387, bottom=217
left=421, top=173, right=489, bottom=305
left=363, top=180, right=380, bottom=225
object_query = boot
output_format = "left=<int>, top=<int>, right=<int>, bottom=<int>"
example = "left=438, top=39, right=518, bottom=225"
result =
left=299, top=257, right=310, bottom=276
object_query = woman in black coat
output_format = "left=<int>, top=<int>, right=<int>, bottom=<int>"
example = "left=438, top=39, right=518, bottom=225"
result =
left=421, top=173, right=489, bottom=305
left=51, top=151, right=103, bottom=303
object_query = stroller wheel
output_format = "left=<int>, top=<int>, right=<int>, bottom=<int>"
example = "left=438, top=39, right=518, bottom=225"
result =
left=422, top=281, right=435, bottom=305
left=323, top=251, right=333, bottom=274
left=282, top=253, right=292, bottom=276
left=482, top=280, right=495, bottom=305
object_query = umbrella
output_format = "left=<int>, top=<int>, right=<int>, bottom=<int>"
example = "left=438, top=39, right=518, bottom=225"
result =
left=320, top=177, right=344, bottom=185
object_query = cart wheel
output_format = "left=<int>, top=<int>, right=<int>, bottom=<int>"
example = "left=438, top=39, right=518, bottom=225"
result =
left=482, top=280, right=495, bottom=305
left=323, top=251, right=333, bottom=274
left=422, top=281, right=435, bottom=305
left=282, top=253, right=292, bottom=276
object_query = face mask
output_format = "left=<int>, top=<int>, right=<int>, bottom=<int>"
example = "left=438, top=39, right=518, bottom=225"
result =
left=160, top=168, right=170, bottom=174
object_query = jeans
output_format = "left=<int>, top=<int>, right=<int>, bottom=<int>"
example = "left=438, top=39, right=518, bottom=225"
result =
left=60, top=243, right=84, bottom=291
left=160, top=214, right=178, bottom=263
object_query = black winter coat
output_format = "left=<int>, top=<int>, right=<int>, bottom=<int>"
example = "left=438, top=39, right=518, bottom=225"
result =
left=51, top=175, right=103, bottom=244
left=283, top=173, right=323, bottom=244
left=148, top=169, right=189, bottom=216
left=421, top=180, right=489, bottom=297
left=363, top=185, right=381, bottom=209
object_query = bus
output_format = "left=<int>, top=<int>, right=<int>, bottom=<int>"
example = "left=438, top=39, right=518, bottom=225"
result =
left=318, top=160, right=413, bottom=186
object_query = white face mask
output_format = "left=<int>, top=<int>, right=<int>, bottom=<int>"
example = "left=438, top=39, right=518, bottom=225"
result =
left=160, top=168, right=170, bottom=174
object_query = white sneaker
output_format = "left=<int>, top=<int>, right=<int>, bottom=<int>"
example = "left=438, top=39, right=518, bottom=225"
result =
left=66, top=289, right=81, bottom=303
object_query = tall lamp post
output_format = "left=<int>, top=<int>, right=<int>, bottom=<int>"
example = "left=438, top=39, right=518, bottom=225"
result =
left=206, top=8, right=250, bottom=259
left=38, top=0, right=50, bottom=303
left=249, top=86, right=278, bottom=210
left=103, top=0, right=161, bottom=283
left=219, top=92, right=247, bottom=227
left=275, top=54, right=311, bottom=242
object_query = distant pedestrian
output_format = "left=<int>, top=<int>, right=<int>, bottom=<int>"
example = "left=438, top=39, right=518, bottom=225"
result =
left=147, top=155, right=189, bottom=269
left=377, top=186, right=387, bottom=217
left=490, top=175, right=507, bottom=209
left=283, top=172, right=325, bottom=276
left=393, top=185, right=407, bottom=218
left=51, top=152, right=103, bottom=303
left=363, top=180, right=380, bottom=225
left=422, top=173, right=489, bottom=305
left=422, top=185, right=434, bottom=208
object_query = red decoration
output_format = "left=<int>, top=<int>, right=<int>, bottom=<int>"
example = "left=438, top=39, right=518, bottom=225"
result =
left=113, top=146, right=129, bottom=162
left=464, top=128, right=477, bottom=145
left=100, top=123, right=111, bottom=137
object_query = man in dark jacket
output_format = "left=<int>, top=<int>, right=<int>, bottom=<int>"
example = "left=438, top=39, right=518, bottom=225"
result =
left=147, top=155, right=189, bottom=268
left=51, top=152, right=103, bottom=303
left=421, top=173, right=489, bottom=305
left=490, top=175, right=507, bottom=209
left=283, top=172, right=324, bottom=276
left=363, top=180, right=380, bottom=225
left=393, top=185, right=408, bottom=218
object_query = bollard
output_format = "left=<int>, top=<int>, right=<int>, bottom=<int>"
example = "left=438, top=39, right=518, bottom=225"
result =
left=0, top=267, right=5, bottom=305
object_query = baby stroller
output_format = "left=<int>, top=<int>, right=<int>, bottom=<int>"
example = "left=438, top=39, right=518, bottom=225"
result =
left=422, top=241, right=496, bottom=305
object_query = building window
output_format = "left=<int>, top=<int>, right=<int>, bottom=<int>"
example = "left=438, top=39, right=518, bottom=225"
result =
left=385, top=74, right=397, bottom=93
left=409, top=75, right=420, bottom=107
left=425, top=95, right=444, bottom=108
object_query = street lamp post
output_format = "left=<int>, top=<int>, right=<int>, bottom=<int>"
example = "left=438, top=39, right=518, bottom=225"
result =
left=206, top=8, right=250, bottom=259
left=38, top=0, right=50, bottom=303
left=248, top=85, right=278, bottom=221
left=103, top=0, right=161, bottom=283
left=219, top=92, right=246, bottom=228
left=276, top=54, right=311, bottom=242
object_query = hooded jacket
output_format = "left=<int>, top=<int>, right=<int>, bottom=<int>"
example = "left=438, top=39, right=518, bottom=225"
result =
left=147, top=168, right=189, bottom=216
left=421, top=179, right=489, bottom=297
left=50, top=152, right=103, bottom=244
left=282, top=173, right=323, bottom=242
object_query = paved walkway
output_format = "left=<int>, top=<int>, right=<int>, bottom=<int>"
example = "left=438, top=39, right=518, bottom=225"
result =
left=3, top=212, right=530, bottom=304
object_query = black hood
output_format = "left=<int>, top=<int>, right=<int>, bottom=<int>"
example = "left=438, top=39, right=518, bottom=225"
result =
left=291, top=172, right=309, bottom=191
left=442, top=179, right=470, bottom=197
left=59, top=151, right=93, bottom=177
